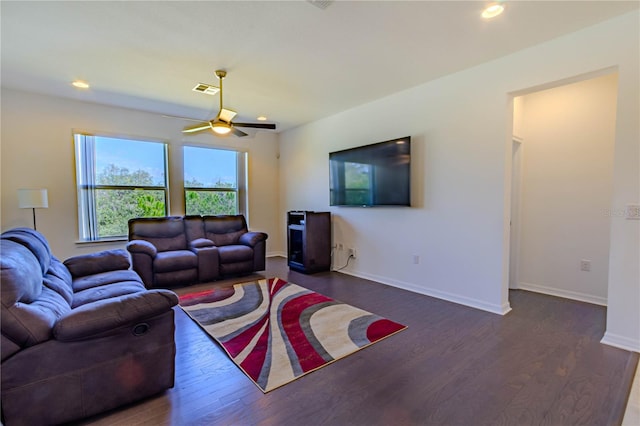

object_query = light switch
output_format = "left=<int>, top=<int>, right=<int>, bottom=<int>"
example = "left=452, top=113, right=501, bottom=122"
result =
left=625, top=204, right=640, bottom=220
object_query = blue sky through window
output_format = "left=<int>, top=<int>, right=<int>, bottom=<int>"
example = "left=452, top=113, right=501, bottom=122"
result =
left=184, top=146, right=236, bottom=187
left=93, top=137, right=236, bottom=188
left=95, top=137, right=166, bottom=185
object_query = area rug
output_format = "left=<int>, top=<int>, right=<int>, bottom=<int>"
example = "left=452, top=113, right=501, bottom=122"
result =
left=178, top=277, right=407, bottom=392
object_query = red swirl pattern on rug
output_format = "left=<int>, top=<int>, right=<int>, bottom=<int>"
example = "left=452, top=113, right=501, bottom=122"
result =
left=179, top=277, right=407, bottom=392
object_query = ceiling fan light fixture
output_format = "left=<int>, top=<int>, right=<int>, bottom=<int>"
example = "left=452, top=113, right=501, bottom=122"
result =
left=210, top=121, right=232, bottom=135
left=482, top=3, right=505, bottom=19
left=72, top=80, right=90, bottom=89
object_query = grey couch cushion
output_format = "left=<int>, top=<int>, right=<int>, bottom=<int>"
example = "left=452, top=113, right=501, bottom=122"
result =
left=2, top=227, right=52, bottom=274
left=154, top=250, right=198, bottom=273
left=2, top=287, right=71, bottom=348
left=64, top=249, right=130, bottom=277
left=218, top=245, right=253, bottom=263
left=72, top=269, right=143, bottom=293
left=1, top=238, right=73, bottom=349
left=72, top=279, right=146, bottom=308
left=203, top=215, right=248, bottom=246
left=44, top=260, right=74, bottom=305
left=129, top=217, right=187, bottom=252
left=1, top=240, right=43, bottom=305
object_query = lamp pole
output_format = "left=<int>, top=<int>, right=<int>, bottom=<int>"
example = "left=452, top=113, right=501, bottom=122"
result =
left=31, top=208, right=38, bottom=230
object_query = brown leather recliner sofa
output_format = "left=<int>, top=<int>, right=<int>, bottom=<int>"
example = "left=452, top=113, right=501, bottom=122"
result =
left=1, top=228, right=178, bottom=426
left=127, top=215, right=268, bottom=289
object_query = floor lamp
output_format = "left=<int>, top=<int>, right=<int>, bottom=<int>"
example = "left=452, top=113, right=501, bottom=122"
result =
left=18, top=189, right=49, bottom=231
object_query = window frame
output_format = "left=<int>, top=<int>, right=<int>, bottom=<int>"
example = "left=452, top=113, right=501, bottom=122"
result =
left=183, top=144, right=247, bottom=217
left=73, top=131, right=169, bottom=242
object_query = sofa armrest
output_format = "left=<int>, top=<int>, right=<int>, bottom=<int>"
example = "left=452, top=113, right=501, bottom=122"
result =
left=63, top=249, right=131, bottom=278
left=193, top=245, right=219, bottom=282
left=190, top=238, right=215, bottom=249
left=127, top=240, right=157, bottom=289
left=53, top=289, right=178, bottom=341
left=239, top=231, right=268, bottom=248
left=126, top=239, right=158, bottom=257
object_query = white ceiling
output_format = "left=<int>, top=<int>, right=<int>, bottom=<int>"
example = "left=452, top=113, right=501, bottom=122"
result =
left=2, top=1, right=638, bottom=132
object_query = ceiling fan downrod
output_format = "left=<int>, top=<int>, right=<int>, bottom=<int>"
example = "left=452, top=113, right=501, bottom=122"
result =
left=215, top=70, right=226, bottom=113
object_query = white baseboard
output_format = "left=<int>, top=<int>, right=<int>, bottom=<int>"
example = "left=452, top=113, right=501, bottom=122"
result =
left=267, top=251, right=286, bottom=258
left=518, top=281, right=607, bottom=306
left=601, top=332, right=640, bottom=353
left=338, top=269, right=511, bottom=316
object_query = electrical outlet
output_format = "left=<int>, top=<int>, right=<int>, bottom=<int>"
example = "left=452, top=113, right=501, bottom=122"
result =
left=348, top=248, right=356, bottom=259
left=580, top=259, right=591, bottom=272
left=412, top=255, right=420, bottom=264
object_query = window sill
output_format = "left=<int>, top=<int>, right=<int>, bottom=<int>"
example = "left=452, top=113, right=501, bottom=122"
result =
left=75, top=237, right=127, bottom=245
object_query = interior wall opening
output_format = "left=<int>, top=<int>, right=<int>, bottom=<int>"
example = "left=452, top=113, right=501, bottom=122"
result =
left=508, top=71, right=619, bottom=309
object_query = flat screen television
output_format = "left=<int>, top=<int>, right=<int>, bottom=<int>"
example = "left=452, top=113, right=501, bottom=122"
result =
left=329, top=136, right=411, bottom=207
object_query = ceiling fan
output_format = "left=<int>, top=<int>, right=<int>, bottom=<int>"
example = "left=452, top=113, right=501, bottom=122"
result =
left=181, top=70, right=276, bottom=137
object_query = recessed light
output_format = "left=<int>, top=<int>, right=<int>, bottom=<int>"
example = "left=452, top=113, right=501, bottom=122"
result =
left=482, top=3, right=505, bottom=19
left=72, top=80, right=90, bottom=89
left=257, top=116, right=267, bottom=121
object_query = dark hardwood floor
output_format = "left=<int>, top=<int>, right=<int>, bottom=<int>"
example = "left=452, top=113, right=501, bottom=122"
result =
left=81, top=257, right=638, bottom=426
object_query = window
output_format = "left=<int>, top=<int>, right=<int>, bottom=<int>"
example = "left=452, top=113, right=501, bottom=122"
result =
left=74, top=134, right=168, bottom=241
left=183, top=146, right=246, bottom=216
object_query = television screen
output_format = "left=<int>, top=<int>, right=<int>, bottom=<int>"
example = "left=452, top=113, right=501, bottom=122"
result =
left=329, top=136, right=411, bottom=206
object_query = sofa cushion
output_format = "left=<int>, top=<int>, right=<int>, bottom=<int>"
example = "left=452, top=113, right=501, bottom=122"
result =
left=203, top=215, right=247, bottom=246
left=72, top=281, right=146, bottom=308
left=155, top=269, right=198, bottom=287
left=218, top=245, right=253, bottom=263
left=153, top=250, right=198, bottom=273
left=129, top=217, right=187, bottom=252
left=55, top=290, right=178, bottom=341
left=184, top=215, right=205, bottom=242
left=1, top=240, right=43, bottom=305
left=1, top=235, right=71, bottom=349
left=64, top=249, right=130, bottom=278
left=2, top=286, right=71, bottom=348
left=2, top=227, right=52, bottom=274
left=72, top=269, right=143, bottom=293
left=43, top=262, right=74, bottom=306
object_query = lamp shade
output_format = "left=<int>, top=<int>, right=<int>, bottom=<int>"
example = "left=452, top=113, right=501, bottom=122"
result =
left=18, top=189, right=49, bottom=209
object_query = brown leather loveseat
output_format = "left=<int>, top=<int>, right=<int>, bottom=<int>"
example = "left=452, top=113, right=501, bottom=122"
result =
left=127, top=215, right=268, bottom=289
left=1, top=228, right=178, bottom=426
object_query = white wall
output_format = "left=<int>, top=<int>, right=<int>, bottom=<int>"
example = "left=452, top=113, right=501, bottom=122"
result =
left=514, top=73, right=618, bottom=305
left=279, top=11, right=639, bottom=351
left=1, top=89, right=281, bottom=259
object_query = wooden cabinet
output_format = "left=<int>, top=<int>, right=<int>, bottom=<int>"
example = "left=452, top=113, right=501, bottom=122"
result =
left=287, top=211, right=331, bottom=274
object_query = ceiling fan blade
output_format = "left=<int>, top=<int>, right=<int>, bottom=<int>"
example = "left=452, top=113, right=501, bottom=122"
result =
left=233, top=122, right=277, bottom=130
left=219, top=108, right=237, bottom=123
left=231, top=127, right=248, bottom=137
left=183, top=122, right=212, bottom=133
left=163, top=114, right=206, bottom=123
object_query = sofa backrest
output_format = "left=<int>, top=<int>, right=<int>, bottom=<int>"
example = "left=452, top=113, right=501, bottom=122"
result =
left=184, top=215, right=205, bottom=242
left=2, top=227, right=52, bottom=274
left=128, top=217, right=188, bottom=252
left=1, top=229, right=73, bottom=360
left=202, top=215, right=248, bottom=246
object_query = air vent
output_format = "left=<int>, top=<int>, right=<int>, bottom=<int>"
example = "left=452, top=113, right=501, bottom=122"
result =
left=192, top=83, right=219, bottom=95
left=307, top=0, right=333, bottom=10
